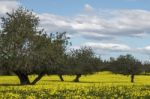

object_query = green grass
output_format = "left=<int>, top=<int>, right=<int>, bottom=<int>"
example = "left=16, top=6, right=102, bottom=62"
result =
left=0, top=72, right=150, bottom=99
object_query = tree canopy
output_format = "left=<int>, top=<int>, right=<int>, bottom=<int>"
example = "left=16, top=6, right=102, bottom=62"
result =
left=67, top=47, right=102, bottom=82
left=0, top=7, right=70, bottom=85
left=108, top=54, right=142, bottom=82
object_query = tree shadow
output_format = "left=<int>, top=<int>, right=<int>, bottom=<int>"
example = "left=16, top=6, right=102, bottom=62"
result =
left=0, top=80, right=130, bottom=86
left=42, top=79, right=62, bottom=82
left=0, top=84, right=21, bottom=86
left=77, top=81, right=129, bottom=84
left=42, top=79, right=129, bottom=84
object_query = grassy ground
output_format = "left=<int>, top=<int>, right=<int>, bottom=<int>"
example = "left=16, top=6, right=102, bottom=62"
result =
left=0, top=72, right=150, bottom=99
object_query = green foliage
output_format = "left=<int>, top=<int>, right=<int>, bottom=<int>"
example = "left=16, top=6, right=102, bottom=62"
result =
left=107, top=54, right=143, bottom=82
left=143, top=61, right=150, bottom=75
left=68, top=47, right=102, bottom=75
left=109, top=54, right=142, bottom=75
left=46, top=32, right=71, bottom=75
left=0, top=7, right=70, bottom=84
left=0, top=7, right=43, bottom=72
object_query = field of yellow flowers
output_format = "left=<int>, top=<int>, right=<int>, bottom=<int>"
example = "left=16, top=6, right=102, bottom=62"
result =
left=0, top=72, right=149, bottom=99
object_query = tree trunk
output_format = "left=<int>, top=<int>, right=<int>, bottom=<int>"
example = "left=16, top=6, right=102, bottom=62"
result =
left=131, top=74, right=134, bottom=83
left=73, top=74, right=81, bottom=82
left=31, top=73, right=45, bottom=85
left=14, top=71, right=30, bottom=85
left=58, top=75, right=64, bottom=81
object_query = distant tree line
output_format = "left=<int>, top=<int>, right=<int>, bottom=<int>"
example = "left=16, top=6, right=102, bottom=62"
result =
left=0, top=7, right=150, bottom=85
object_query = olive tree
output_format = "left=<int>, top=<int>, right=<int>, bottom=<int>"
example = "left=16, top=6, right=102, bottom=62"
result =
left=45, top=32, right=71, bottom=82
left=0, top=7, right=60, bottom=85
left=67, top=47, right=102, bottom=82
left=109, top=54, right=142, bottom=83
left=143, top=61, right=150, bottom=75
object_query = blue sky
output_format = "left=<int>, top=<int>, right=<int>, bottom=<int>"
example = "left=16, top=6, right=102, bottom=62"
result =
left=1, top=0, right=150, bottom=61
left=20, top=0, right=150, bottom=14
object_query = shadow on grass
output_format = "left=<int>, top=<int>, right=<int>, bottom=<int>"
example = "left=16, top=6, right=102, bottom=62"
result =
left=42, top=79, right=128, bottom=84
left=0, top=80, right=131, bottom=86
left=0, top=84, right=21, bottom=86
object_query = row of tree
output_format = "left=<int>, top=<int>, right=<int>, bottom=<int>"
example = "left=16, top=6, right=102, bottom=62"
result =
left=0, top=7, right=150, bottom=85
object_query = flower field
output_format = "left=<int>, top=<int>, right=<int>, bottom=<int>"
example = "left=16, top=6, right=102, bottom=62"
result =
left=0, top=72, right=150, bottom=99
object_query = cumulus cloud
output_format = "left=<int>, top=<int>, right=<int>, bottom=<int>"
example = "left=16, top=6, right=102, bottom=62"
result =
left=69, top=42, right=131, bottom=52
left=0, top=1, right=19, bottom=15
left=81, top=32, right=115, bottom=41
left=1, top=2, right=150, bottom=41
left=84, top=42, right=131, bottom=52
left=137, top=46, right=150, bottom=54
left=38, top=8, right=150, bottom=41
left=84, top=4, right=94, bottom=12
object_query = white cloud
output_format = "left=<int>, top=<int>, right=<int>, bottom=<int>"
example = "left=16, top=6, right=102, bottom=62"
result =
left=138, top=46, right=150, bottom=54
left=39, top=13, right=73, bottom=33
left=84, top=4, right=94, bottom=12
left=2, top=1, right=149, bottom=41
left=38, top=9, right=150, bottom=41
left=144, top=46, right=150, bottom=50
left=0, top=1, right=19, bottom=15
left=69, top=42, right=131, bottom=52
left=84, top=42, right=131, bottom=52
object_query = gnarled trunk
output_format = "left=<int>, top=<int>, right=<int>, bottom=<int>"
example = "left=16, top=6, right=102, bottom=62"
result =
left=14, top=71, right=30, bottom=85
left=131, top=74, right=134, bottom=83
left=73, top=74, right=81, bottom=82
left=58, top=75, right=64, bottom=81
left=31, top=73, right=45, bottom=85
